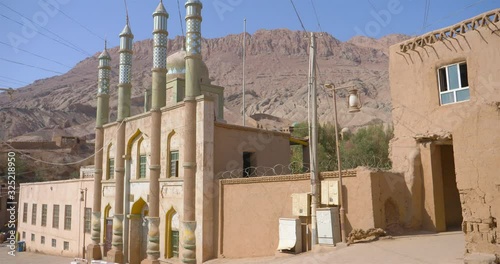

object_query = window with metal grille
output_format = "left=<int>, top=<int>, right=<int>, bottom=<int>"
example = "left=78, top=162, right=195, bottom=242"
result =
left=41, top=204, right=47, bottom=226
left=64, top=241, right=69, bottom=250
left=23, top=203, right=27, bottom=223
left=108, top=158, right=114, bottom=179
left=53, top=205, right=59, bottom=228
left=438, top=62, right=469, bottom=105
left=170, top=151, right=179, bottom=178
left=41, top=236, right=45, bottom=244
left=139, top=155, right=147, bottom=178
left=64, top=205, right=71, bottom=230
left=32, top=204, right=37, bottom=225
left=172, top=230, right=179, bottom=258
left=51, top=239, right=56, bottom=248
left=84, top=208, right=92, bottom=233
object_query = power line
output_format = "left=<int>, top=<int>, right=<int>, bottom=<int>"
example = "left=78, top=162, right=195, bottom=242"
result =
left=310, top=0, right=323, bottom=32
left=0, top=3, right=91, bottom=56
left=177, top=0, right=185, bottom=37
left=289, top=0, right=308, bottom=32
left=0, top=41, right=72, bottom=69
left=421, top=0, right=487, bottom=32
left=0, top=13, right=90, bottom=57
left=0, top=75, right=29, bottom=85
left=0, top=121, right=125, bottom=166
left=0, top=58, right=64, bottom=74
left=422, top=0, right=431, bottom=31
left=45, top=1, right=104, bottom=41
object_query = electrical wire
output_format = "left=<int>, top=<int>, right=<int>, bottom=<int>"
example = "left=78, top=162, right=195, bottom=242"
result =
left=0, top=41, right=72, bottom=69
left=1, top=120, right=125, bottom=166
left=0, top=75, right=28, bottom=85
left=177, top=0, right=185, bottom=37
left=44, top=1, right=105, bottom=41
left=0, top=3, right=91, bottom=56
left=289, top=0, right=308, bottom=32
left=420, top=0, right=487, bottom=32
left=310, top=0, right=323, bottom=33
left=422, top=0, right=431, bottom=31
left=0, top=13, right=89, bottom=57
left=0, top=58, right=64, bottom=74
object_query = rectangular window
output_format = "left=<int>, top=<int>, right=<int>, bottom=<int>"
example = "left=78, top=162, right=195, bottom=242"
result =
left=172, top=230, right=179, bottom=258
left=170, top=151, right=179, bottom=177
left=64, top=205, right=72, bottom=230
left=84, top=208, right=92, bottom=233
left=41, top=236, right=45, bottom=244
left=64, top=241, right=69, bottom=250
left=31, top=233, right=35, bottom=241
left=32, top=204, right=37, bottom=225
left=52, top=239, right=56, bottom=248
left=438, top=62, right=469, bottom=105
left=23, top=203, right=28, bottom=223
left=139, top=155, right=147, bottom=178
left=108, top=158, right=114, bottom=180
left=243, top=152, right=256, bottom=177
left=53, top=205, right=59, bottom=229
left=41, top=204, right=47, bottom=227
left=22, top=232, right=25, bottom=239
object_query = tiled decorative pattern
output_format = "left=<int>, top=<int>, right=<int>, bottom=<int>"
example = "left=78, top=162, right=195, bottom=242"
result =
left=153, top=47, right=167, bottom=69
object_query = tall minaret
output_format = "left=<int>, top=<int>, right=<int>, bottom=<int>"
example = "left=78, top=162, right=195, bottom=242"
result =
left=143, top=1, right=168, bottom=264
left=182, top=0, right=202, bottom=263
left=109, top=17, right=134, bottom=264
left=88, top=42, right=111, bottom=261
left=117, top=18, right=134, bottom=121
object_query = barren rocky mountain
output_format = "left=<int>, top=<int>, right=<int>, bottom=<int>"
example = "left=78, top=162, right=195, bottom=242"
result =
left=0, top=29, right=409, bottom=141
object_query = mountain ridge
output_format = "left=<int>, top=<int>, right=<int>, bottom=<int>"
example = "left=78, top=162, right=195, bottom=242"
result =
left=0, top=29, right=410, bottom=141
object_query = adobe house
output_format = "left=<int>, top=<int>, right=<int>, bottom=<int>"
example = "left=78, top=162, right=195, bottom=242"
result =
left=388, top=9, right=500, bottom=262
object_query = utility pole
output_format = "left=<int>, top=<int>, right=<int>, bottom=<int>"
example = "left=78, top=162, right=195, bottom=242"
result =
left=308, top=32, right=319, bottom=247
left=242, top=18, right=247, bottom=126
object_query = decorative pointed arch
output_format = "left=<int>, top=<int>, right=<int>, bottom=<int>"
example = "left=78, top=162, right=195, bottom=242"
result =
left=130, top=197, right=148, bottom=215
left=165, top=206, right=179, bottom=259
left=126, top=129, right=144, bottom=157
left=166, top=130, right=178, bottom=178
left=106, top=143, right=114, bottom=180
left=103, top=203, right=112, bottom=242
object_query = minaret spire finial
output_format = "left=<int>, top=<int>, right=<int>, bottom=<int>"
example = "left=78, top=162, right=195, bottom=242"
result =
left=104, top=39, right=107, bottom=50
left=123, top=0, right=130, bottom=25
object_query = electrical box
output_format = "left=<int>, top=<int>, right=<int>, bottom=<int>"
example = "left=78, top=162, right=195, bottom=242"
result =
left=277, top=218, right=302, bottom=254
left=291, top=193, right=310, bottom=217
left=317, top=207, right=341, bottom=246
left=321, top=180, right=339, bottom=206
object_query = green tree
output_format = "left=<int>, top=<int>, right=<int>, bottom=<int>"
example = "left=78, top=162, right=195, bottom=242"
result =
left=291, top=122, right=393, bottom=172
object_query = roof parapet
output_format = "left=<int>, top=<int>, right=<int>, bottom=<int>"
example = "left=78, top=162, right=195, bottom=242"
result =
left=399, top=9, right=500, bottom=53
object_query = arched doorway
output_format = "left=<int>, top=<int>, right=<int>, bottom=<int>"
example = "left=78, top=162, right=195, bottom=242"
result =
left=103, top=204, right=113, bottom=257
left=165, top=207, right=180, bottom=259
left=129, top=198, right=149, bottom=264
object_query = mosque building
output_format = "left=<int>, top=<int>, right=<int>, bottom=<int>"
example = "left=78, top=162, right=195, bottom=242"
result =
left=86, top=1, right=290, bottom=263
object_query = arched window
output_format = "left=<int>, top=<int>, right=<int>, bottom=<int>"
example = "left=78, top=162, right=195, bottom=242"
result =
left=165, top=207, right=180, bottom=258
left=106, top=143, right=114, bottom=180
left=166, top=130, right=179, bottom=178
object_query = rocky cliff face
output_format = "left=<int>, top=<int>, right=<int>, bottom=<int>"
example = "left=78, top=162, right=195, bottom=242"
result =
left=0, top=29, right=409, bottom=141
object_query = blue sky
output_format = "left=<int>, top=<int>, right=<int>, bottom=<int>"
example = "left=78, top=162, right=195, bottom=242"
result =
left=0, top=0, right=498, bottom=89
